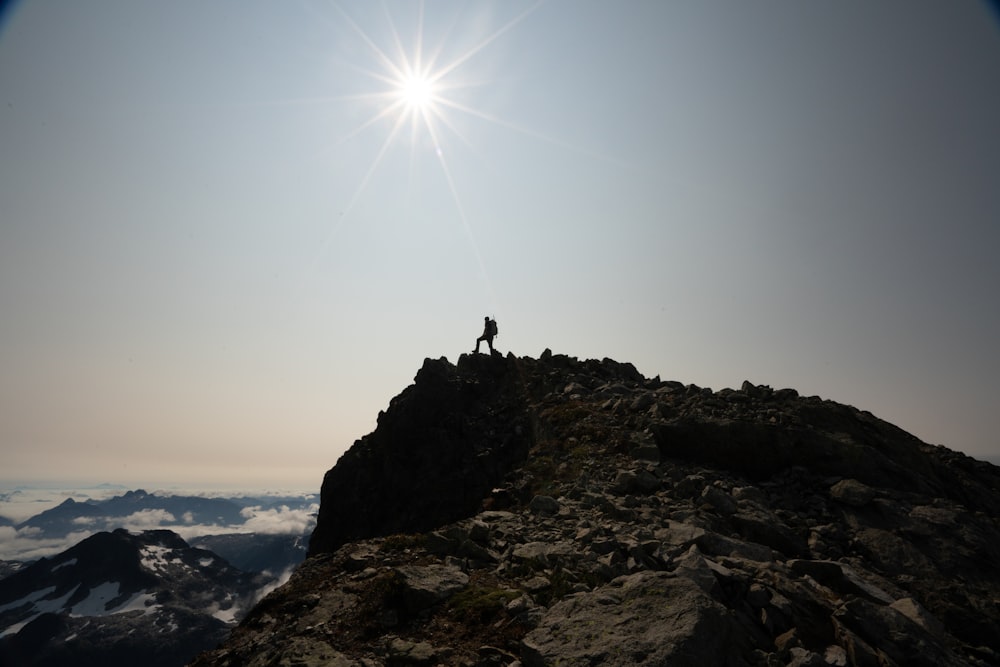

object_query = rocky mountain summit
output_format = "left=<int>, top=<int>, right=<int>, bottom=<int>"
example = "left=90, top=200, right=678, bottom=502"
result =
left=192, top=351, right=1000, bottom=667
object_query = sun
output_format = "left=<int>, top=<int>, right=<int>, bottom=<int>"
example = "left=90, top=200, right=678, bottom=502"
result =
left=324, top=2, right=541, bottom=227
left=397, top=71, right=437, bottom=114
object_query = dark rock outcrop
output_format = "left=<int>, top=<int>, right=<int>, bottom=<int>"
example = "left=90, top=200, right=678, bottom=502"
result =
left=193, top=351, right=1000, bottom=667
left=309, top=353, right=536, bottom=555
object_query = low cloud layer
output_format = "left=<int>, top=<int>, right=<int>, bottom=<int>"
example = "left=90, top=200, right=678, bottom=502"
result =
left=0, top=525, right=96, bottom=563
left=239, top=505, right=317, bottom=535
left=169, top=504, right=319, bottom=542
left=0, top=490, right=318, bottom=563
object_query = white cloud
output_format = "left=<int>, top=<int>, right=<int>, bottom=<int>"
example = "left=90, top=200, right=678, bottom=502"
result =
left=114, top=509, right=176, bottom=531
left=251, top=566, right=295, bottom=605
left=238, top=504, right=318, bottom=535
left=0, top=527, right=96, bottom=562
left=170, top=524, right=228, bottom=541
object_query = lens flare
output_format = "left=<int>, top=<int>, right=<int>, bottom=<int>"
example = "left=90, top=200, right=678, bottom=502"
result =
left=305, top=1, right=545, bottom=303
left=398, top=71, right=436, bottom=113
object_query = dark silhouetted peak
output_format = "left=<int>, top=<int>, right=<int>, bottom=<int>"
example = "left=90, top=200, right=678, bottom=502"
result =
left=311, top=351, right=998, bottom=558
left=309, top=352, right=534, bottom=556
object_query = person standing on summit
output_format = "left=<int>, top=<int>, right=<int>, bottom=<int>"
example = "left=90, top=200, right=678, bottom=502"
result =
left=475, top=316, right=498, bottom=354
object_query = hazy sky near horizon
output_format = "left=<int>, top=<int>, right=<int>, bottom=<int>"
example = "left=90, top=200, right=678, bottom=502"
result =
left=2, top=1, right=999, bottom=488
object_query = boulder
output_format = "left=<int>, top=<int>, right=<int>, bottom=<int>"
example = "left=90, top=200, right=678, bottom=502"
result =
left=829, top=479, right=876, bottom=507
left=392, top=564, right=469, bottom=614
left=521, top=572, right=744, bottom=667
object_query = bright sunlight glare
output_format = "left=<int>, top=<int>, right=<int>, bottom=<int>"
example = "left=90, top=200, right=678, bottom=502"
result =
left=317, top=1, right=544, bottom=278
left=398, top=72, right=437, bottom=113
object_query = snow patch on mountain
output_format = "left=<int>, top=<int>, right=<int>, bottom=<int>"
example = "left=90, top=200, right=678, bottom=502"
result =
left=68, top=581, right=157, bottom=617
left=141, top=544, right=184, bottom=574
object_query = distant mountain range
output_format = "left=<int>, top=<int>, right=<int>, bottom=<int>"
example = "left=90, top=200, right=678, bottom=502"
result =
left=9, top=488, right=317, bottom=540
left=0, top=528, right=267, bottom=667
left=189, top=533, right=308, bottom=575
left=0, top=489, right=315, bottom=666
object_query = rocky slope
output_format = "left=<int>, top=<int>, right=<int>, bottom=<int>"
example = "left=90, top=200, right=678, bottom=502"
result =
left=191, top=351, right=1000, bottom=666
left=0, top=529, right=269, bottom=667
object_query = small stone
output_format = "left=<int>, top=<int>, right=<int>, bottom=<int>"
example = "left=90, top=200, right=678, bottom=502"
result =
left=746, top=583, right=772, bottom=608
left=529, top=495, right=561, bottom=515
left=829, top=479, right=876, bottom=507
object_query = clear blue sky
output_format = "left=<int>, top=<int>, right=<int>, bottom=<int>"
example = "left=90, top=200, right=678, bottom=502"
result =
left=2, top=1, right=999, bottom=488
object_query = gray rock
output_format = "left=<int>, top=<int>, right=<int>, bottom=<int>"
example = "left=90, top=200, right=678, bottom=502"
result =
left=833, top=597, right=970, bottom=667
left=528, top=495, right=560, bottom=515
left=787, top=647, right=825, bottom=667
left=701, top=485, right=738, bottom=515
left=674, top=474, right=706, bottom=498
left=829, top=479, right=876, bottom=507
left=276, top=638, right=360, bottom=667
left=386, top=637, right=438, bottom=665
left=611, top=469, right=661, bottom=495
left=521, top=572, right=743, bottom=667
left=890, top=597, right=947, bottom=639
left=673, top=545, right=722, bottom=596
left=393, top=564, right=469, bottom=614
left=732, top=485, right=767, bottom=506
left=788, top=559, right=894, bottom=605
left=657, top=520, right=706, bottom=547
left=629, top=393, right=655, bottom=412
left=511, top=541, right=579, bottom=568
left=696, top=531, right=774, bottom=562
left=468, top=519, right=491, bottom=544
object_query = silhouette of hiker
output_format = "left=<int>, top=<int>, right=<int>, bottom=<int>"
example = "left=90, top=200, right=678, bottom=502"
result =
left=475, top=316, right=498, bottom=354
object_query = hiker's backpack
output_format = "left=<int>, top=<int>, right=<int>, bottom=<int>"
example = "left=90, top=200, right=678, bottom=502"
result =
left=488, top=319, right=498, bottom=337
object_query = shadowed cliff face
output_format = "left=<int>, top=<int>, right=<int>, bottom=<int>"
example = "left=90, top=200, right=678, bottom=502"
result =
left=194, top=352, right=1000, bottom=667
left=308, top=353, right=536, bottom=556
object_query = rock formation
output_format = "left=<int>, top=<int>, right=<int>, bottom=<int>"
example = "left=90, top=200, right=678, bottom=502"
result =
left=308, top=353, right=534, bottom=555
left=191, top=351, right=1000, bottom=666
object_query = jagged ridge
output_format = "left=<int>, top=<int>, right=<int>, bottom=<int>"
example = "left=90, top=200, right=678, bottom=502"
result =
left=309, top=353, right=536, bottom=555
left=194, top=351, right=1000, bottom=667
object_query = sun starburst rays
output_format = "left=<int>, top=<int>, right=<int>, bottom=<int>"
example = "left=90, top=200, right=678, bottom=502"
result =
left=309, top=2, right=545, bottom=298
left=333, top=2, right=544, bottom=168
